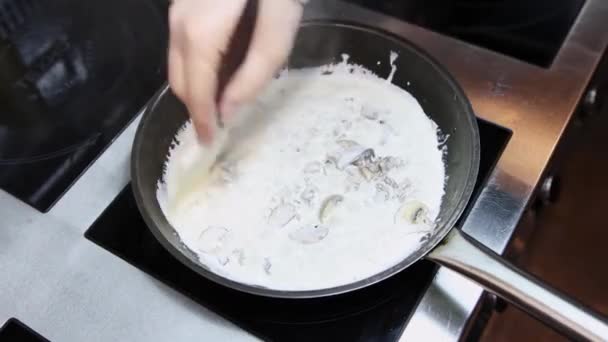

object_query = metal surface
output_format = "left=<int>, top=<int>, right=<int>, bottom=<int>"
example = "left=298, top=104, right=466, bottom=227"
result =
left=131, top=21, right=481, bottom=299
left=428, top=229, right=608, bottom=341
left=0, top=0, right=606, bottom=341
left=132, top=23, right=608, bottom=340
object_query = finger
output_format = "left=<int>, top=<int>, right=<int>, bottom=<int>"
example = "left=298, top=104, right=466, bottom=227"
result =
left=178, top=0, right=248, bottom=143
left=183, top=50, right=220, bottom=144
left=168, top=42, right=186, bottom=98
left=168, top=3, right=186, bottom=97
left=219, top=0, right=303, bottom=122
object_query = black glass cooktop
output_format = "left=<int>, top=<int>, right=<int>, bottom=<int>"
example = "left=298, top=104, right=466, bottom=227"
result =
left=86, top=119, right=510, bottom=342
left=0, top=318, right=50, bottom=342
left=0, top=0, right=168, bottom=212
left=346, top=0, right=585, bottom=67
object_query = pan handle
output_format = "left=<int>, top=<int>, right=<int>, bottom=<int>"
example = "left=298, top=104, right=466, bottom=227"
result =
left=426, top=229, right=608, bottom=342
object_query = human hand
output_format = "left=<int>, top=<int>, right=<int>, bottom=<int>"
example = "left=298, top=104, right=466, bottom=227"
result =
left=168, top=0, right=304, bottom=143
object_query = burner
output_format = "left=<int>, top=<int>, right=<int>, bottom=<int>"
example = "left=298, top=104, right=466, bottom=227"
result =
left=0, top=318, right=49, bottom=342
left=0, top=0, right=169, bottom=211
left=86, top=119, right=511, bottom=341
left=346, top=0, right=585, bottom=67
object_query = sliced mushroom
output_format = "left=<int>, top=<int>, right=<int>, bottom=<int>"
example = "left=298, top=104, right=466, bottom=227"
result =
left=300, top=184, right=318, bottom=204
left=342, top=120, right=353, bottom=130
left=334, top=146, right=368, bottom=170
left=345, top=164, right=363, bottom=179
left=263, top=258, right=272, bottom=275
left=358, top=166, right=375, bottom=181
left=197, top=226, right=228, bottom=254
left=303, top=161, right=322, bottom=174
left=366, top=162, right=381, bottom=174
left=268, top=203, right=297, bottom=228
left=361, top=104, right=380, bottom=120
left=379, top=156, right=402, bottom=173
left=395, top=179, right=413, bottom=201
left=338, top=147, right=376, bottom=170
left=353, top=148, right=376, bottom=167
left=289, top=225, right=330, bottom=244
left=319, top=194, right=344, bottom=223
left=217, top=255, right=230, bottom=266
left=232, top=249, right=245, bottom=266
left=383, top=176, right=399, bottom=190
left=336, top=139, right=359, bottom=149
left=394, top=201, right=432, bottom=225
left=344, top=166, right=363, bottom=191
left=374, top=183, right=390, bottom=202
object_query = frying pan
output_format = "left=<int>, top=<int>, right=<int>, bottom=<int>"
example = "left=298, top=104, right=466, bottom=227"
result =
left=131, top=21, right=608, bottom=341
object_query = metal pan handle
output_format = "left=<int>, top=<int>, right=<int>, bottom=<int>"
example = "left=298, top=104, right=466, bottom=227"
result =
left=426, top=229, right=608, bottom=342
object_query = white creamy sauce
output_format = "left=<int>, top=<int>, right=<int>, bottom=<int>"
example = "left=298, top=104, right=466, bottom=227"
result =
left=157, top=55, right=446, bottom=291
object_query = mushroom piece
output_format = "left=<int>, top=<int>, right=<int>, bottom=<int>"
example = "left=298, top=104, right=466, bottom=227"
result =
left=365, top=162, right=381, bottom=174
left=382, top=176, right=400, bottom=191
left=319, top=194, right=345, bottom=223
left=197, top=226, right=229, bottom=254
left=344, top=166, right=363, bottom=192
left=353, top=148, right=376, bottom=167
left=336, top=139, right=359, bottom=149
left=379, top=156, right=402, bottom=173
left=303, top=161, right=322, bottom=174
left=289, top=225, right=330, bottom=244
left=336, top=146, right=375, bottom=170
left=263, top=258, right=272, bottom=275
left=300, top=184, right=318, bottom=204
left=341, top=120, right=353, bottom=130
left=232, top=249, right=245, bottom=266
left=395, top=179, right=413, bottom=201
left=394, top=200, right=432, bottom=225
left=374, top=183, right=390, bottom=202
left=217, top=255, right=230, bottom=266
left=358, top=166, right=376, bottom=181
left=268, top=203, right=297, bottom=228
left=361, top=104, right=380, bottom=120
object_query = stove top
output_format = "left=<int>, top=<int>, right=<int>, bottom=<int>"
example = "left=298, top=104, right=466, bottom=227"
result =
left=345, top=0, right=585, bottom=67
left=1, top=0, right=606, bottom=340
left=0, top=0, right=582, bottom=215
left=0, top=0, right=168, bottom=212
left=85, top=119, right=510, bottom=341
left=0, top=318, right=49, bottom=342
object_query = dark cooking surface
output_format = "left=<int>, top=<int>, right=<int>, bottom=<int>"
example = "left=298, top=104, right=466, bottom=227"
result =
left=0, top=0, right=581, bottom=211
left=86, top=119, right=510, bottom=341
left=0, top=0, right=168, bottom=212
left=345, top=0, right=584, bottom=67
left=0, top=318, right=50, bottom=342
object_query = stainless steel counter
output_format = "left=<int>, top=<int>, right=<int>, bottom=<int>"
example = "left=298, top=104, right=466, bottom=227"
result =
left=1, top=0, right=607, bottom=341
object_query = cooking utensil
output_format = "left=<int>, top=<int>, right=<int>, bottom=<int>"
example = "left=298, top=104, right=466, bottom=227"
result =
left=131, top=21, right=608, bottom=341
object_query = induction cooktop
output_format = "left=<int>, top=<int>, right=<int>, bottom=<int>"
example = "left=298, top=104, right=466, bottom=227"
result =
left=345, top=0, right=585, bottom=67
left=86, top=119, right=511, bottom=342
left=0, top=0, right=168, bottom=212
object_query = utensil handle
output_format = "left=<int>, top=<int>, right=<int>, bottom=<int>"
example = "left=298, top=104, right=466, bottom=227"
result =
left=427, top=229, right=608, bottom=342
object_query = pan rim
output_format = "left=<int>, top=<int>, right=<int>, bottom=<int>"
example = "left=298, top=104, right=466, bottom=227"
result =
left=131, top=19, right=480, bottom=299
